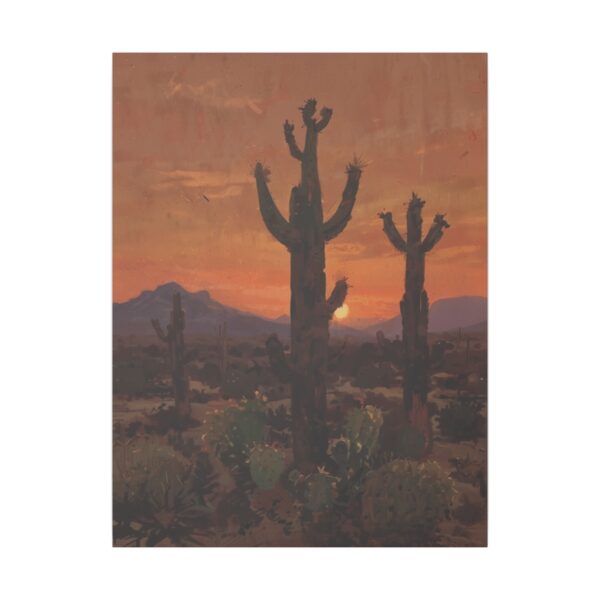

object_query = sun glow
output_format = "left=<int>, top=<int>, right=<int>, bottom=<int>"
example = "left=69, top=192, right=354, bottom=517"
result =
left=334, top=303, right=350, bottom=320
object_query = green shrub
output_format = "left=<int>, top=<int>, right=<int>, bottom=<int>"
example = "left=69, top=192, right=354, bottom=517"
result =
left=205, top=397, right=267, bottom=470
left=362, top=459, right=455, bottom=545
left=113, top=437, right=214, bottom=545
left=249, top=444, right=286, bottom=490
left=438, top=396, right=484, bottom=441
left=378, top=424, right=426, bottom=462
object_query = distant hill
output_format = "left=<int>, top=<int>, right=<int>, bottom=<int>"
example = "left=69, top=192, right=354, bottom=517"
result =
left=363, top=296, right=487, bottom=337
left=113, top=282, right=362, bottom=338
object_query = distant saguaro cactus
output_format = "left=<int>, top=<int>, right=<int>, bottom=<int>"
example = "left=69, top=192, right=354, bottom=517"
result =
left=151, top=292, right=190, bottom=417
left=255, top=98, right=363, bottom=469
left=218, top=320, right=228, bottom=379
left=379, top=193, right=449, bottom=449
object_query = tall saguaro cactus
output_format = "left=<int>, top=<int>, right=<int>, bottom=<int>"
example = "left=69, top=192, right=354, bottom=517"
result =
left=151, top=292, right=190, bottom=417
left=255, top=98, right=363, bottom=469
left=379, top=193, right=449, bottom=449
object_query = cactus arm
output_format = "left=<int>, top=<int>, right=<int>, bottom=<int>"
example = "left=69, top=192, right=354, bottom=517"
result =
left=265, top=334, right=295, bottom=382
left=378, top=211, right=407, bottom=252
left=254, top=162, right=294, bottom=248
left=315, top=107, right=333, bottom=132
left=151, top=319, right=169, bottom=342
left=300, top=98, right=318, bottom=127
left=323, top=163, right=362, bottom=241
left=283, top=120, right=304, bottom=161
left=421, top=214, right=450, bottom=252
left=326, top=278, right=348, bottom=318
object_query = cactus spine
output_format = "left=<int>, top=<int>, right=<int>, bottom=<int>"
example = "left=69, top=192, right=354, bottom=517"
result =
left=379, top=194, right=449, bottom=449
left=255, top=99, right=362, bottom=470
left=150, top=292, right=190, bottom=417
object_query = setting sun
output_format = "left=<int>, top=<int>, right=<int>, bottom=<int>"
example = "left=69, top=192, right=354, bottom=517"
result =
left=334, top=303, right=350, bottom=320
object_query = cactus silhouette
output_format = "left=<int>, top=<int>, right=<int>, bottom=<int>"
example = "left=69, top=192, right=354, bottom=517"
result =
left=379, top=193, right=449, bottom=449
left=150, top=292, right=191, bottom=417
left=255, top=98, right=363, bottom=469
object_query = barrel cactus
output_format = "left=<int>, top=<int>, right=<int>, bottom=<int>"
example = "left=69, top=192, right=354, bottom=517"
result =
left=249, top=444, right=286, bottom=490
left=362, top=459, right=455, bottom=544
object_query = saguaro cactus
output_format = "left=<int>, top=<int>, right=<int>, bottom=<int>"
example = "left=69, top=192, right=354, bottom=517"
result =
left=218, top=320, right=228, bottom=379
left=378, top=193, right=449, bottom=449
left=150, top=292, right=190, bottom=417
left=255, top=98, right=363, bottom=469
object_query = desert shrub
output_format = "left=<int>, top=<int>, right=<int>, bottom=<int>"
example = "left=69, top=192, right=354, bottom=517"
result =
left=229, top=345, right=244, bottom=358
left=113, top=363, right=148, bottom=395
left=392, top=426, right=427, bottom=460
left=205, top=397, right=268, bottom=474
left=113, top=437, right=214, bottom=545
left=249, top=444, right=286, bottom=490
left=362, top=459, right=455, bottom=545
left=147, top=404, right=198, bottom=434
left=353, top=364, right=395, bottom=388
left=197, top=362, right=222, bottom=388
left=190, top=389, right=211, bottom=404
left=221, top=369, right=259, bottom=399
left=438, top=396, right=485, bottom=441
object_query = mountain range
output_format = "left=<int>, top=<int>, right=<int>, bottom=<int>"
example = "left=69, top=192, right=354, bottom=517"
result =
left=113, top=282, right=486, bottom=339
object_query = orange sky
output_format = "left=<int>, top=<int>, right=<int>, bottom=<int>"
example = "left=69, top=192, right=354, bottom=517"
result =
left=113, top=53, right=487, bottom=326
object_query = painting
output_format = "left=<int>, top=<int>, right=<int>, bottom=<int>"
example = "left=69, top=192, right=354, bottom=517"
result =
left=113, top=53, right=487, bottom=547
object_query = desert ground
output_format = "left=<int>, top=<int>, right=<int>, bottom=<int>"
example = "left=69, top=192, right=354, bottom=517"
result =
left=113, top=331, right=487, bottom=547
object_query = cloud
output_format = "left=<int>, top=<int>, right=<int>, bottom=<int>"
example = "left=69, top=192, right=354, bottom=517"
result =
left=165, top=76, right=264, bottom=115
left=328, top=242, right=367, bottom=257
left=155, top=169, right=253, bottom=191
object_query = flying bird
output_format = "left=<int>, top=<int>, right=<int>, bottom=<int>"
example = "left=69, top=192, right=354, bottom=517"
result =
left=202, top=194, right=210, bottom=203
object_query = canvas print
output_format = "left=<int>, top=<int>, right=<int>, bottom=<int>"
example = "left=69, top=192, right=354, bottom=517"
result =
left=113, top=53, right=487, bottom=547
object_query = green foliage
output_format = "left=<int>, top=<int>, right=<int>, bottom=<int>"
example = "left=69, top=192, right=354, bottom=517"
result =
left=438, top=396, right=484, bottom=441
left=362, top=459, right=455, bottom=544
left=249, top=444, right=286, bottom=490
left=205, top=397, right=268, bottom=470
left=113, top=437, right=192, bottom=510
left=344, top=405, right=383, bottom=455
left=341, top=405, right=383, bottom=464
left=305, top=472, right=338, bottom=512
left=379, top=425, right=426, bottom=461
left=322, top=405, right=384, bottom=506
left=113, top=437, right=215, bottom=545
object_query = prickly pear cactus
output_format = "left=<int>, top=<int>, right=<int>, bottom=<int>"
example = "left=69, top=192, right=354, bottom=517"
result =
left=304, top=471, right=338, bottom=512
left=205, top=397, right=267, bottom=468
left=362, top=459, right=455, bottom=543
left=249, top=444, right=286, bottom=490
left=343, top=405, right=383, bottom=459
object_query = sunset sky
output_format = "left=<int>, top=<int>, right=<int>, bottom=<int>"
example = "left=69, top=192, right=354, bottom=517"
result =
left=113, top=53, right=487, bottom=326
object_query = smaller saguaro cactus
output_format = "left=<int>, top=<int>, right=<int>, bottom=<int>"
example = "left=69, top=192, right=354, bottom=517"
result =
left=151, top=292, right=190, bottom=417
left=218, top=320, right=228, bottom=379
left=379, top=193, right=449, bottom=450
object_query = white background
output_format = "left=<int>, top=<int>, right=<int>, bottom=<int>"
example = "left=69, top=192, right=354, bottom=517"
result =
left=1, top=1, right=599, bottom=598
